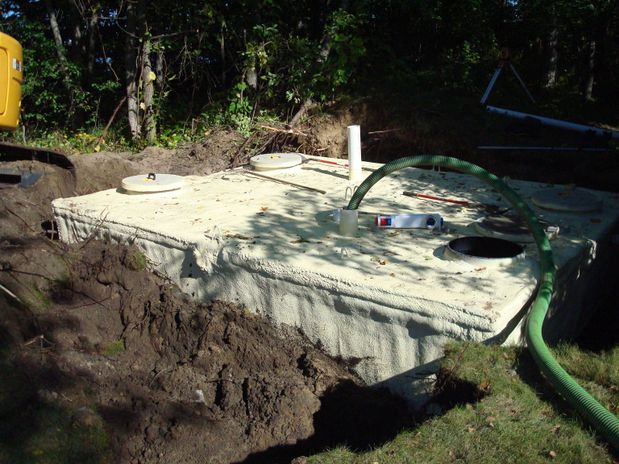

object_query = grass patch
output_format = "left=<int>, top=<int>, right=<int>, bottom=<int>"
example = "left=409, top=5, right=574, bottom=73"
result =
left=29, top=286, right=52, bottom=311
left=0, top=353, right=110, bottom=464
left=553, top=344, right=619, bottom=416
left=0, top=404, right=109, bottom=464
left=102, top=340, right=125, bottom=358
left=307, top=342, right=617, bottom=463
left=127, top=250, right=147, bottom=272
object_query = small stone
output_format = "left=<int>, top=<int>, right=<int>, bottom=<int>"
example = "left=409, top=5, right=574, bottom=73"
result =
left=193, top=389, right=206, bottom=403
left=38, top=389, right=59, bottom=404
left=72, top=407, right=101, bottom=428
left=145, top=425, right=158, bottom=443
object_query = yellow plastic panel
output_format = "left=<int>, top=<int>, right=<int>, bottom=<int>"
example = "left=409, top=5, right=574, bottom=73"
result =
left=0, top=48, right=7, bottom=115
left=0, top=32, right=23, bottom=130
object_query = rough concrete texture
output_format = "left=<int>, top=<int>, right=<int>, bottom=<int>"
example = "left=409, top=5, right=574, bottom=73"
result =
left=52, top=157, right=619, bottom=400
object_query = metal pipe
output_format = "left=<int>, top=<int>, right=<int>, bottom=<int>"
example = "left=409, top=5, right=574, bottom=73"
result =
left=509, top=64, right=536, bottom=103
left=480, top=67, right=503, bottom=105
left=486, top=105, right=619, bottom=139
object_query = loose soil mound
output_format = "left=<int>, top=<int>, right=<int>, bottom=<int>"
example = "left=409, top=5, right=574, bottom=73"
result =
left=0, top=148, right=411, bottom=463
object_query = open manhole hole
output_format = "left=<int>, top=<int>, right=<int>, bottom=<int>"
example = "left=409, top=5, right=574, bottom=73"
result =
left=444, top=236, right=525, bottom=266
left=41, top=220, right=59, bottom=240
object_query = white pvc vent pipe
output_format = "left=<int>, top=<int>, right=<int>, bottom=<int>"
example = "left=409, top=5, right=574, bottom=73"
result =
left=347, top=125, right=362, bottom=183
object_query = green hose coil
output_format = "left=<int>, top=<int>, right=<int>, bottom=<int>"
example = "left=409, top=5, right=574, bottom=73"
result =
left=346, top=155, right=619, bottom=450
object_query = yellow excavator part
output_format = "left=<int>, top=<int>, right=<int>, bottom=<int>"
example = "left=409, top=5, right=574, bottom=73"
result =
left=0, top=31, right=23, bottom=130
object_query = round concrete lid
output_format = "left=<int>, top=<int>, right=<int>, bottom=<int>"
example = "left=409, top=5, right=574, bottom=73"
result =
left=121, top=173, right=184, bottom=193
left=532, top=187, right=602, bottom=213
left=474, top=213, right=534, bottom=243
left=250, top=153, right=303, bottom=171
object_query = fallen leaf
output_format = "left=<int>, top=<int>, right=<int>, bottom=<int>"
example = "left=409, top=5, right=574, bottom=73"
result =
left=549, top=450, right=557, bottom=458
left=260, top=206, right=269, bottom=212
left=479, top=379, right=491, bottom=392
left=474, top=267, right=486, bottom=272
left=467, top=426, right=476, bottom=433
left=551, top=424, right=561, bottom=434
left=225, top=233, right=252, bottom=240
left=485, top=416, right=496, bottom=427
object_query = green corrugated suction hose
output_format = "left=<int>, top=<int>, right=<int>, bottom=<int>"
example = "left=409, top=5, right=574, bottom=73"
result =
left=346, top=155, right=619, bottom=450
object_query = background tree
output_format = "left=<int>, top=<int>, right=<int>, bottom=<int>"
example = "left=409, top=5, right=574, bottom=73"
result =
left=1, top=0, right=617, bottom=143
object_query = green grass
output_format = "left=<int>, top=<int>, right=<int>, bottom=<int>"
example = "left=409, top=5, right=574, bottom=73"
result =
left=0, top=404, right=109, bottom=464
left=102, top=339, right=125, bottom=358
left=307, top=342, right=617, bottom=464
left=127, top=250, right=147, bottom=272
left=29, top=286, right=52, bottom=311
left=0, top=353, right=110, bottom=464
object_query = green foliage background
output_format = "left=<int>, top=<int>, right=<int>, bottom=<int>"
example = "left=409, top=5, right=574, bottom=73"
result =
left=1, top=0, right=618, bottom=145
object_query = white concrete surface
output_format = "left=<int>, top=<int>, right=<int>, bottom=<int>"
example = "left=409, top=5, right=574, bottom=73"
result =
left=52, top=156, right=619, bottom=401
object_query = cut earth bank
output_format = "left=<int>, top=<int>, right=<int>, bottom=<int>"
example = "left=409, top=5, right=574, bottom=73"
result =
left=0, top=137, right=411, bottom=464
left=2, top=123, right=618, bottom=463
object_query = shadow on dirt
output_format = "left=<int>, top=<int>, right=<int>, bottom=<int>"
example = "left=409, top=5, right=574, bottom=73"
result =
left=239, top=380, right=411, bottom=463
left=240, top=373, right=487, bottom=464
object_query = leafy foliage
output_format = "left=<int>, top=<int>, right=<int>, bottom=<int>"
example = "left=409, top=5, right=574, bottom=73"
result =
left=0, top=0, right=617, bottom=145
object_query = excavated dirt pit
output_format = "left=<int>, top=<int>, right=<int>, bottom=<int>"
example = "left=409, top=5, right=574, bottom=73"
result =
left=0, top=139, right=413, bottom=463
left=2, top=120, right=617, bottom=463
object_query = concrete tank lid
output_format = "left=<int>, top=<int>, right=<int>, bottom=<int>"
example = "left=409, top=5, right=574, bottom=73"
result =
left=250, top=153, right=303, bottom=171
left=121, top=173, right=184, bottom=193
left=474, top=213, right=534, bottom=243
left=531, top=187, right=602, bottom=213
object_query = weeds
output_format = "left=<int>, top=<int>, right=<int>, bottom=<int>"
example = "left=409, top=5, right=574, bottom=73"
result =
left=102, top=340, right=125, bottom=358
left=307, top=342, right=617, bottom=464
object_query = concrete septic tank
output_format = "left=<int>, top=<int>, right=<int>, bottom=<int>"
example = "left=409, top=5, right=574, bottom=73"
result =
left=52, top=156, right=619, bottom=402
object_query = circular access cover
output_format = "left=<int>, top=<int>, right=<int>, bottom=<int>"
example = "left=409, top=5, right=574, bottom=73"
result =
left=475, top=213, right=534, bottom=243
left=121, top=173, right=184, bottom=193
left=531, top=187, right=602, bottom=213
left=444, top=236, right=525, bottom=266
left=250, top=153, right=303, bottom=171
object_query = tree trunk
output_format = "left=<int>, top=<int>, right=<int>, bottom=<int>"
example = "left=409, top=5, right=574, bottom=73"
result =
left=543, top=25, right=559, bottom=89
left=219, top=20, right=226, bottom=86
left=155, top=44, right=165, bottom=123
left=288, top=0, right=349, bottom=128
left=142, top=38, right=157, bottom=143
left=584, top=37, right=596, bottom=101
left=45, top=0, right=75, bottom=107
left=124, top=0, right=140, bottom=140
left=87, top=6, right=99, bottom=79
